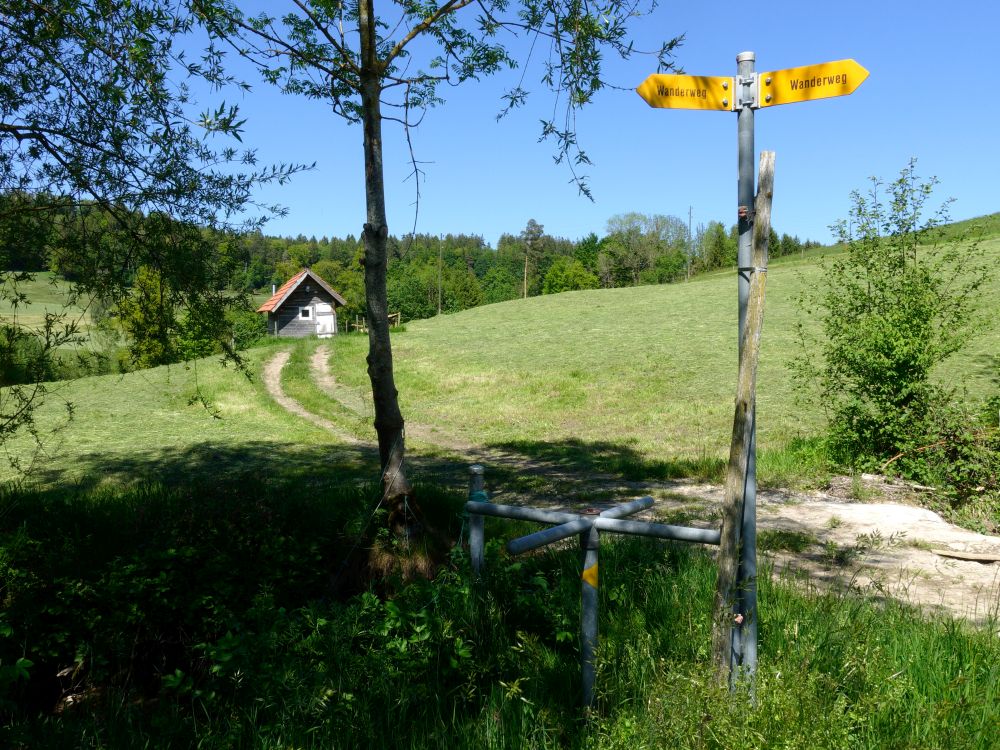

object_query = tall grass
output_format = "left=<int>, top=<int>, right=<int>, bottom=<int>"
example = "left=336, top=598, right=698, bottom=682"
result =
left=2, top=480, right=996, bottom=748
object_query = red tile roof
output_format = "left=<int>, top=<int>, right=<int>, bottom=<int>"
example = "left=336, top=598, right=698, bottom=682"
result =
left=257, top=268, right=347, bottom=313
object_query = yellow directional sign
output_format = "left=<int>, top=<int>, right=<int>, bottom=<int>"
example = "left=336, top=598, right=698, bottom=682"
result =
left=636, top=74, right=734, bottom=111
left=757, top=59, right=868, bottom=108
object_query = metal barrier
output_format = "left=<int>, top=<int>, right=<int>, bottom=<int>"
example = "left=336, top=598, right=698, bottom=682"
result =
left=465, top=465, right=721, bottom=708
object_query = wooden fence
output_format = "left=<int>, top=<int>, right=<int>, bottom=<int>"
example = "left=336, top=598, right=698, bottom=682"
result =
left=349, top=312, right=402, bottom=333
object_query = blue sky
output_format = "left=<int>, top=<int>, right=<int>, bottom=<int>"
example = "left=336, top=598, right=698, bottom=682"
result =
left=225, top=1, right=999, bottom=246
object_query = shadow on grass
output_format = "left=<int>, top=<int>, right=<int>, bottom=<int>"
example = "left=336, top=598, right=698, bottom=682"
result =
left=21, top=432, right=829, bottom=508
left=488, top=437, right=725, bottom=484
left=26, top=440, right=381, bottom=491
left=18, top=435, right=731, bottom=512
left=26, top=439, right=499, bottom=494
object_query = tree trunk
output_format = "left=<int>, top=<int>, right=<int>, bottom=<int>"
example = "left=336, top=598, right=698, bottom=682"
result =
left=523, top=248, right=528, bottom=298
left=359, top=0, right=412, bottom=512
left=712, top=151, right=774, bottom=684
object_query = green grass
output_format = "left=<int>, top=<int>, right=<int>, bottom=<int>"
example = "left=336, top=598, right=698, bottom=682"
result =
left=318, top=213, right=1000, bottom=487
left=0, top=272, right=92, bottom=335
left=1, top=483, right=997, bottom=748
left=280, top=337, right=373, bottom=438
left=0, top=339, right=374, bottom=487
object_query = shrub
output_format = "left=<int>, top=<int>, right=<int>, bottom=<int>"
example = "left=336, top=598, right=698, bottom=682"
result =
left=227, top=307, right=267, bottom=350
left=793, top=161, right=990, bottom=483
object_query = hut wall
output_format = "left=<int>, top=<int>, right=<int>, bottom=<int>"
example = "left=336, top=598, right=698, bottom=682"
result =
left=273, top=288, right=336, bottom=337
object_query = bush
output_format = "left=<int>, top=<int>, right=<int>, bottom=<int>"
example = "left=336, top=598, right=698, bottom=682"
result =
left=542, top=257, right=599, bottom=294
left=0, top=325, right=55, bottom=386
left=794, top=161, right=991, bottom=487
left=227, top=307, right=267, bottom=350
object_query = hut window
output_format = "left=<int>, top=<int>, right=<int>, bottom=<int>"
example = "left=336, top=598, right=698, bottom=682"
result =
left=299, top=307, right=311, bottom=319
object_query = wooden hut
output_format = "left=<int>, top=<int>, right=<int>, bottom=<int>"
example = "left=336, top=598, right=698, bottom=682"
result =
left=257, top=268, right=347, bottom=338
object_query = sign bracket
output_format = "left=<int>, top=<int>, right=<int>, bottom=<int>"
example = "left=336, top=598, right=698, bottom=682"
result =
left=737, top=73, right=758, bottom=109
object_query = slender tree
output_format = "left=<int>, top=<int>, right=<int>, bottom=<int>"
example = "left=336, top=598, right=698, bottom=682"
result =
left=519, top=218, right=545, bottom=298
left=195, top=0, right=682, bottom=515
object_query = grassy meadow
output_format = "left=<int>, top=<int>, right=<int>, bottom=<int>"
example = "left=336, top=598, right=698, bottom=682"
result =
left=1, top=214, right=998, bottom=747
left=4, top=212, right=996, bottom=491
left=0, top=273, right=95, bottom=352
left=0, top=339, right=377, bottom=488
left=321, top=212, right=1000, bottom=484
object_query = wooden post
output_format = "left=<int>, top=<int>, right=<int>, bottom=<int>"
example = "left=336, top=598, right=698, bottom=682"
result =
left=712, top=150, right=774, bottom=683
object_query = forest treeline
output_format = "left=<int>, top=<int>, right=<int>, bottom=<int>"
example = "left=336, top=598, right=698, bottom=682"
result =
left=240, top=214, right=819, bottom=323
left=2, top=192, right=820, bottom=328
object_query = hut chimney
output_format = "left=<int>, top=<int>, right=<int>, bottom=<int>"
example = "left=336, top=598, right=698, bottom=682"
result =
left=272, top=283, right=276, bottom=295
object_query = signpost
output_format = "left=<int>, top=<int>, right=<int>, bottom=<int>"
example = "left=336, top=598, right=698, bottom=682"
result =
left=758, top=59, right=869, bottom=108
left=636, top=74, right=734, bottom=110
left=637, top=53, right=868, bottom=683
left=637, top=58, right=869, bottom=111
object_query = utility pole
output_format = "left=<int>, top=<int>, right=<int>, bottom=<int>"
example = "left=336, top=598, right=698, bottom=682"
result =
left=523, top=238, right=531, bottom=299
left=687, top=205, right=693, bottom=281
left=437, top=235, right=443, bottom=315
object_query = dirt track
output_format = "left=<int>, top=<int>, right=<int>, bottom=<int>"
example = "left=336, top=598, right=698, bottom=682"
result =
left=263, top=347, right=1000, bottom=625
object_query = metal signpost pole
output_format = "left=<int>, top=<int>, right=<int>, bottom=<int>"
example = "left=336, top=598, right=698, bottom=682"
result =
left=627, top=51, right=866, bottom=690
left=734, top=50, right=759, bottom=679
left=468, top=465, right=487, bottom=575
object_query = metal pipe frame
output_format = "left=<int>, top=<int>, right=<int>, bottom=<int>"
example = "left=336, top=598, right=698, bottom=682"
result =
left=506, top=518, right=594, bottom=555
left=595, top=517, right=721, bottom=546
left=466, top=481, right=721, bottom=709
left=465, top=501, right=580, bottom=526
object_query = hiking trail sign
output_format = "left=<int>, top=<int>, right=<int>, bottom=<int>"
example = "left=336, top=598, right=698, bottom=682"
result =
left=758, top=59, right=869, bottom=107
left=635, top=74, right=734, bottom=110
left=637, top=58, right=868, bottom=111
left=635, top=52, right=867, bottom=687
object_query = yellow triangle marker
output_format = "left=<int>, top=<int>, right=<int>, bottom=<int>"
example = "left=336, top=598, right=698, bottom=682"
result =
left=582, top=563, right=599, bottom=588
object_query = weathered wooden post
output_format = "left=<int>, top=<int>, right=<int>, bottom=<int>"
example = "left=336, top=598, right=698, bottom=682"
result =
left=712, top=150, right=774, bottom=684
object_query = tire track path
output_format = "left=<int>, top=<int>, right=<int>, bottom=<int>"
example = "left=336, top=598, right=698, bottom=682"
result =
left=262, top=350, right=360, bottom=444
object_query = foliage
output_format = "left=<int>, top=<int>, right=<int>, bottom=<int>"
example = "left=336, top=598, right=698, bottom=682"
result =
left=388, top=265, right=438, bottom=321
left=226, top=306, right=267, bottom=350
left=1, top=480, right=997, bottom=747
left=0, top=324, right=56, bottom=387
left=480, top=263, right=521, bottom=305
left=542, top=256, right=599, bottom=294
left=0, top=0, right=302, bottom=453
left=115, top=266, right=178, bottom=368
left=0, top=193, right=54, bottom=272
left=694, top=220, right=737, bottom=272
left=794, top=162, right=995, bottom=501
left=600, top=212, right=688, bottom=286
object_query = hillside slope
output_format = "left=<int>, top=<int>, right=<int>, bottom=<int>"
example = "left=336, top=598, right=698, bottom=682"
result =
left=2, top=214, right=996, bottom=487
left=326, top=213, right=1000, bottom=466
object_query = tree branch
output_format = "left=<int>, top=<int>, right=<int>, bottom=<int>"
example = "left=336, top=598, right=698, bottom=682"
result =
left=384, top=0, right=476, bottom=69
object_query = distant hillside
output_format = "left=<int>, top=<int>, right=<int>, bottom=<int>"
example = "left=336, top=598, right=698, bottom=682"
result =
left=1, top=213, right=996, bottom=486
left=0, top=272, right=92, bottom=336
left=325, top=212, right=1000, bottom=465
